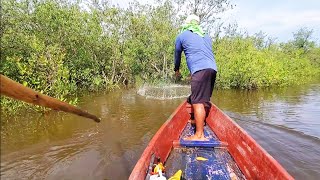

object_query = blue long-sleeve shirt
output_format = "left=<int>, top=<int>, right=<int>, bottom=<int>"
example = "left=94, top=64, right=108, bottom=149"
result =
left=174, top=30, right=217, bottom=75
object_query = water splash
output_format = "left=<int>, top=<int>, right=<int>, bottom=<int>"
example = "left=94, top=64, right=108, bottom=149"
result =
left=137, top=84, right=190, bottom=100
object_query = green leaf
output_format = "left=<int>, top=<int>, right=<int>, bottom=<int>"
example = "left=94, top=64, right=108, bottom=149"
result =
left=22, top=81, right=28, bottom=87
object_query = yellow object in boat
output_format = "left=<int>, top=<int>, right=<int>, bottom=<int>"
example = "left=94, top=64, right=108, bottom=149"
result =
left=153, top=162, right=165, bottom=174
left=196, top=156, right=208, bottom=161
left=168, top=170, right=182, bottom=180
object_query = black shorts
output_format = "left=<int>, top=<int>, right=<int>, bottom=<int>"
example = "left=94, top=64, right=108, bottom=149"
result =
left=187, top=69, right=217, bottom=108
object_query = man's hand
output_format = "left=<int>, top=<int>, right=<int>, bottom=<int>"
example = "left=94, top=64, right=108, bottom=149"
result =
left=175, top=70, right=181, bottom=78
left=174, top=70, right=182, bottom=82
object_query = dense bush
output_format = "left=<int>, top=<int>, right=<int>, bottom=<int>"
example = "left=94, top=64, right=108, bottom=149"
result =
left=1, top=0, right=319, bottom=112
left=211, top=37, right=319, bottom=89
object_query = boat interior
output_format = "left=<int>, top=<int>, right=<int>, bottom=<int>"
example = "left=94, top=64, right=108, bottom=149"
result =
left=146, top=123, right=246, bottom=180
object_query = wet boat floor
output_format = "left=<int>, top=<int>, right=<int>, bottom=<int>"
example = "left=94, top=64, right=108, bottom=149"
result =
left=165, top=124, right=246, bottom=180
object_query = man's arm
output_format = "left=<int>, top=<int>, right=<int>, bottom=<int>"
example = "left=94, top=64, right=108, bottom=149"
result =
left=174, top=36, right=182, bottom=72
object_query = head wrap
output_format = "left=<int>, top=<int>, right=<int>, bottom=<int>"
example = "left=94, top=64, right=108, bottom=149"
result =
left=181, top=14, right=205, bottom=37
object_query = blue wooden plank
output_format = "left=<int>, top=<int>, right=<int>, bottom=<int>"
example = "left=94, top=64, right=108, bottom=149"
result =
left=178, top=139, right=227, bottom=148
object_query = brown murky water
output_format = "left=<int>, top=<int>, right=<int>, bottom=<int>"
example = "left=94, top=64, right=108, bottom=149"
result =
left=1, top=82, right=320, bottom=179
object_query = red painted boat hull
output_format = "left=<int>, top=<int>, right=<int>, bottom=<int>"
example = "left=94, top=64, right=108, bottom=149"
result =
left=129, top=101, right=293, bottom=180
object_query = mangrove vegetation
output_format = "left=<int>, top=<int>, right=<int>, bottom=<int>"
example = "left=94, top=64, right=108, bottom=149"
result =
left=1, top=0, right=320, bottom=113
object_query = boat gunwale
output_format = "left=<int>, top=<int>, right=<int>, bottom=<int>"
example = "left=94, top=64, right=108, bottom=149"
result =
left=129, top=101, right=294, bottom=180
left=207, top=103, right=294, bottom=180
left=129, top=101, right=189, bottom=180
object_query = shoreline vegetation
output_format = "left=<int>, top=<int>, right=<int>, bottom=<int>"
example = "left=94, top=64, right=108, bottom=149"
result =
left=1, top=0, right=320, bottom=114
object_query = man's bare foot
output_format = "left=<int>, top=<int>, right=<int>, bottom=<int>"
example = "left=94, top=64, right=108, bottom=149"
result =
left=188, top=119, right=196, bottom=125
left=183, top=135, right=209, bottom=141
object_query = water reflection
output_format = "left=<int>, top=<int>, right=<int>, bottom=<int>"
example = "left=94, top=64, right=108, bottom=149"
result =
left=213, top=83, right=320, bottom=138
left=1, top=82, right=320, bottom=179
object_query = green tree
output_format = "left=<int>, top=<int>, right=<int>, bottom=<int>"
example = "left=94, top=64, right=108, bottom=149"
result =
left=172, top=0, right=234, bottom=32
left=292, top=27, right=315, bottom=53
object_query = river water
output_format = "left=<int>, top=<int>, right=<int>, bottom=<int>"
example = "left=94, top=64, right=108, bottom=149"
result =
left=1, top=82, right=320, bottom=179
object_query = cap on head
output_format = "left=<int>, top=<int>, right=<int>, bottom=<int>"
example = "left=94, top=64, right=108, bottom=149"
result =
left=185, top=14, right=200, bottom=24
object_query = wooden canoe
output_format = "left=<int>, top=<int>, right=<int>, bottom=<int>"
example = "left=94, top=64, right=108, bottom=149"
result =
left=129, top=101, right=294, bottom=180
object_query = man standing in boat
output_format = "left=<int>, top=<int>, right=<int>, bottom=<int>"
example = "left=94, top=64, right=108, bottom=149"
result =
left=174, top=14, right=217, bottom=141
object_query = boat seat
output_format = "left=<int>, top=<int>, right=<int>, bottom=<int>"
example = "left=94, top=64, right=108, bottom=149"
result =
left=173, top=139, right=228, bottom=148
